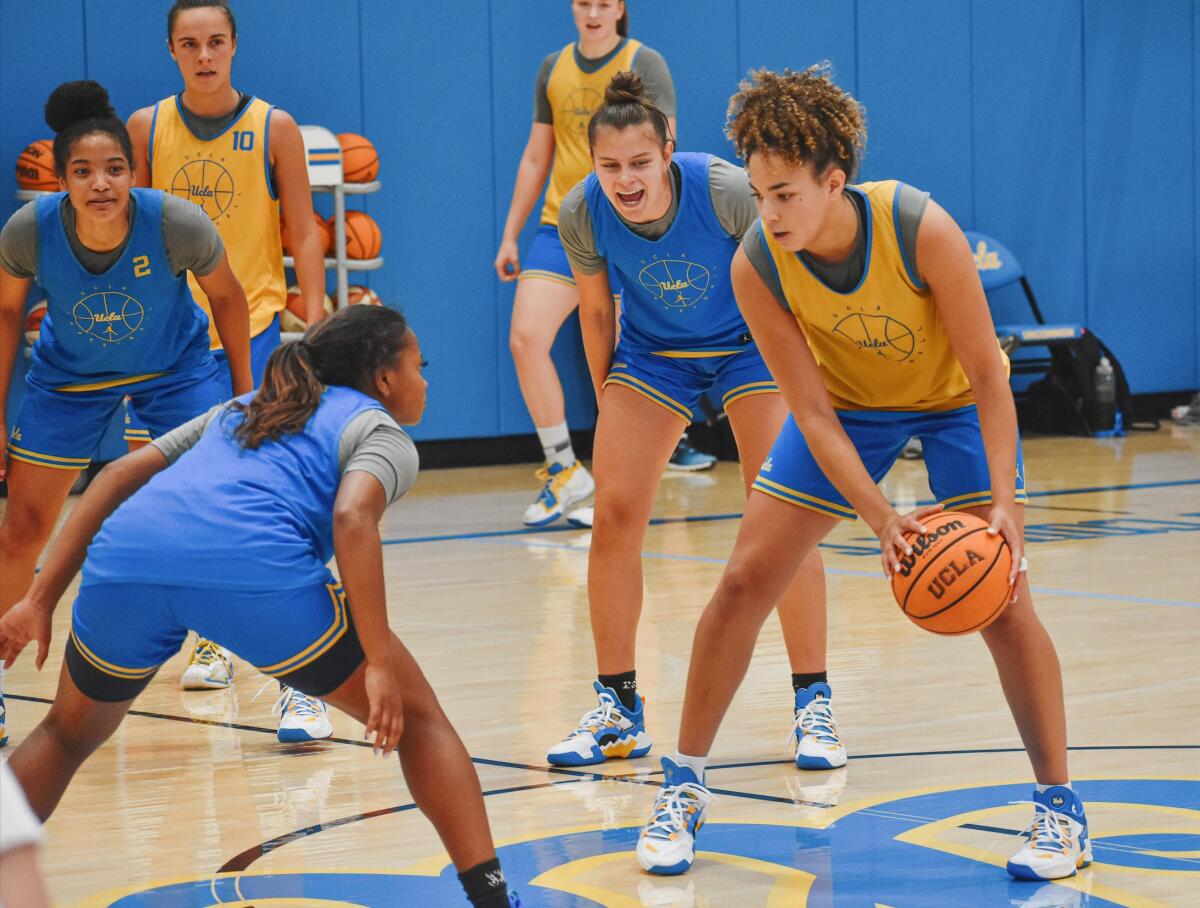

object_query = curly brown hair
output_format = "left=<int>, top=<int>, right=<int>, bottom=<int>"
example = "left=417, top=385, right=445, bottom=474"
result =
left=726, top=64, right=867, bottom=180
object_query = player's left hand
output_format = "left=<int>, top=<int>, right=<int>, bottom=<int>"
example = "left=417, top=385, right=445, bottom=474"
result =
left=986, top=503, right=1025, bottom=601
left=0, top=597, right=53, bottom=670
left=363, top=662, right=405, bottom=756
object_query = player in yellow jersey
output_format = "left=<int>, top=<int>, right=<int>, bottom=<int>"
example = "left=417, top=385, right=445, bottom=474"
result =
left=125, top=0, right=332, bottom=740
left=495, top=2, right=705, bottom=527
left=634, top=66, right=1089, bottom=882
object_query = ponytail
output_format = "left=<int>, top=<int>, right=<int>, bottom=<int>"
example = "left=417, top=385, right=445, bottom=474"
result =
left=231, top=304, right=410, bottom=449
left=588, top=70, right=673, bottom=153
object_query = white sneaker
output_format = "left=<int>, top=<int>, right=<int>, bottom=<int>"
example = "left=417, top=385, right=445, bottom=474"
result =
left=547, top=682, right=651, bottom=767
left=275, top=685, right=334, bottom=742
left=637, top=757, right=713, bottom=875
left=179, top=638, right=234, bottom=690
left=791, top=682, right=847, bottom=770
left=565, top=506, right=593, bottom=527
left=522, top=461, right=594, bottom=526
left=1007, top=786, right=1092, bottom=881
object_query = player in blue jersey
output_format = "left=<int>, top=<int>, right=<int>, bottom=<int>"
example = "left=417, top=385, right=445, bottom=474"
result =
left=0, top=305, right=520, bottom=908
left=545, top=73, right=838, bottom=781
left=0, top=80, right=251, bottom=747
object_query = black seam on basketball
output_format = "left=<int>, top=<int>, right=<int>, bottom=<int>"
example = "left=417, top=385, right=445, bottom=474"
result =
left=912, top=541, right=1009, bottom=621
left=900, top=525, right=991, bottom=612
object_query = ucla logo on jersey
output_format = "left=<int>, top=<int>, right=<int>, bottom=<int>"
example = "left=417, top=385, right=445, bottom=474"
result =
left=169, top=153, right=236, bottom=221
left=638, top=257, right=711, bottom=310
left=832, top=308, right=922, bottom=362
left=562, top=86, right=603, bottom=135
left=72, top=289, right=146, bottom=344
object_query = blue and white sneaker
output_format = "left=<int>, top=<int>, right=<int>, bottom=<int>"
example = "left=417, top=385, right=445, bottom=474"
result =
left=522, top=461, right=594, bottom=526
left=546, top=682, right=651, bottom=766
left=275, top=685, right=333, bottom=743
left=665, top=436, right=716, bottom=472
left=790, top=683, right=846, bottom=770
left=507, top=891, right=522, bottom=907
left=1007, top=786, right=1092, bottom=880
left=637, top=757, right=713, bottom=875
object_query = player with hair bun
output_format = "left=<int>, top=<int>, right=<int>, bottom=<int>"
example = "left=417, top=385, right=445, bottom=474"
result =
left=0, top=79, right=251, bottom=746
left=548, top=71, right=839, bottom=781
left=634, top=65, right=1088, bottom=883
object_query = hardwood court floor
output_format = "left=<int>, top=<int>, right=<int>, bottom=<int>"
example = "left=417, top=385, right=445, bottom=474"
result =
left=2, top=427, right=1198, bottom=906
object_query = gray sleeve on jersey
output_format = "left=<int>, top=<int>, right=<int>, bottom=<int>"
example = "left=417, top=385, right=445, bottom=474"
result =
left=338, top=409, right=420, bottom=505
left=895, top=183, right=931, bottom=287
left=161, top=194, right=225, bottom=277
left=0, top=202, right=39, bottom=279
left=533, top=51, right=561, bottom=124
left=632, top=47, right=677, bottom=120
left=740, top=221, right=791, bottom=311
left=707, top=158, right=759, bottom=241
left=557, top=183, right=605, bottom=275
left=150, top=403, right=222, bottom=463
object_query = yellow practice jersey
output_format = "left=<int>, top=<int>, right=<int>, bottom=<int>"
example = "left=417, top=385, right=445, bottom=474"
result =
left=149, top=94, right=286, bottom=347
left=541, top=39, right=643, bottom=226
left=763, top=180, right=1005, bottom=411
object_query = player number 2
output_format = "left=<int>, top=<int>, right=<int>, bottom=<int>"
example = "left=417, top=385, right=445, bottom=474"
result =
left=133, top=255, right=152, bottom=278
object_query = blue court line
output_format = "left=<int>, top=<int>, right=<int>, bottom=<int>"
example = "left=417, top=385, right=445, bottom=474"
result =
left=380, top=477, right=1200, bottom=547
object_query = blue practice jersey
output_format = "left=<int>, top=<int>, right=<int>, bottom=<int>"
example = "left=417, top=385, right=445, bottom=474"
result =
left=585, top=152, right=748, bottom=355
left=84, top=386, right=385, bottom=591
left=32, top=188, right=211, bottom=390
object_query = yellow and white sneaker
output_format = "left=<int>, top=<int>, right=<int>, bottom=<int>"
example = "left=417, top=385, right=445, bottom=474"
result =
left=179, top=638, right=234, bottom=690
left=791, top=683, right=847, bottom=770
left=636, top=757, right=713, bottom=875
left=522, top=461, right=594, bottom=526
left=275, top=685, right=334, bottom=743
left=1007, top=786, right=1091, bottom=880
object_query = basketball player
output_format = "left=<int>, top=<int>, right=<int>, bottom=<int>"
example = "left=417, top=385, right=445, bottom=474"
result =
left=496, top=1, right=711, bottom=527
left=547, top=73, right=840, bottom=777
left=125, top=0, right=332, bottom=737
left=635, top=66, right=1088, bottom=883
left=0, top=306, right=520, bottom=908
left=0, top=79, right=251, bottom=747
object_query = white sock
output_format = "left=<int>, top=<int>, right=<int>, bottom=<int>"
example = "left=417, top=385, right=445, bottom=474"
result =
left=1037, top=782, right=1072, bottom=793
left=536, top=422, right=574, bottom=469
left=673, top=751, right=707, bottom=782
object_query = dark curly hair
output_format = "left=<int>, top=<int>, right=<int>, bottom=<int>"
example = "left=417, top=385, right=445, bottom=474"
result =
left=44, top=80, right=134, bottom=178
left=726, top=64, right=866, bottom=180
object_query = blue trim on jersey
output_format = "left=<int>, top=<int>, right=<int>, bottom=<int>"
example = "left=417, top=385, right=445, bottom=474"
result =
left=175, top=91, right=256, bottom=142
left=263, top=105, right=277, bottom=201
left=893, top=182, right=925, bottom=289
left=794, top=185, right=873, bottom=295
left=147, top=102, right=160, bottom=184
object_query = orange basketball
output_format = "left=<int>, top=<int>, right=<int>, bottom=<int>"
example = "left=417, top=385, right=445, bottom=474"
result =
left=280, top=284, right=334, bottom=333
left=346, top=284, right=381, bottom=306
left=890, top=511, right=1013, bottom=635
left=24, top=299, right=48, bottom=344
left=16, top=139, right=57, bottom=190
left=336, top=132, right=379, bottom=183
left=281, top=212, right=332, bottom=256
left=339, top=211, right=382, bottom=259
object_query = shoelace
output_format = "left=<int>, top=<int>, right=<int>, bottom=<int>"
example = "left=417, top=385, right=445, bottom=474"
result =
left=565, top=692, right=624, bottom=739
left=273, top=685, right=325, bottom=720
left=789, top=695, right=839, bottom=748
left=1010, top=799, right=1072, bottom=853
left=534, top=464, right=568, bottom=508
left=189, top=639, right=226, bottom=667
left=643, top=782, right=714, bottom=840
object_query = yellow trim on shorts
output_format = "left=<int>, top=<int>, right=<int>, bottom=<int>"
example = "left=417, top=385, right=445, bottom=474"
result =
left=517, top=269, right=576, bottom=288
left=123, top=428, right=153, bottom=442
left=54, top=371, right=170, bottom=392
left=722, top=381, right=779, bottom=406
left=7, top=444, right=90, bottom=470
left=256, top=583, right=350, bottom=677
left=650, top=349, right=742, bottom=359
left=940, top=488, right=1030, bottom=509
left=603, top=373, right=692, bottom=423
left=752, top=476, right=858, bottom=520
left=69, top=630, right=159, bottom=680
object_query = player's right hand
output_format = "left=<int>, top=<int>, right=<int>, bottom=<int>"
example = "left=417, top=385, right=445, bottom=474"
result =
left=876, top=504, right=944, bottom=579
left=494, top=239, right=520, bottom=282
left=0, top=597, right=52, bottom=671
left=363, top=662, right=405, bottom=756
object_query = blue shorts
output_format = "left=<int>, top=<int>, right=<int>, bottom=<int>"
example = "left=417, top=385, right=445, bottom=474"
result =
left=125, top=316, right=281, bottom=442
left=752, top=405, right=1028, bottom=520
left=8, top=360, right=223, bottom=471
left=518, top=224, right=623, bottom=299
left=604, top=341, right=778, bottom=423
left=65, top=575, right=364, bottom=702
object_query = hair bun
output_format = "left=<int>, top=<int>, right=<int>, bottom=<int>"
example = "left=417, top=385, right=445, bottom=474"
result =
left=44, top=80, right=116, bottom=134
left=604, top=70, right=647, bottom=105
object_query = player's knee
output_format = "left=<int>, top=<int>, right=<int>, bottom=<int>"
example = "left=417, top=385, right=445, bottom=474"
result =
left=590, top=496, right=644, bottom=543
left=0, top=501, right=59, bottom=551
left=714, top=562, right=769, bottom=618
left=39, top=709, right=106, bottom=766
left=509, top=324, right=550, bottom=362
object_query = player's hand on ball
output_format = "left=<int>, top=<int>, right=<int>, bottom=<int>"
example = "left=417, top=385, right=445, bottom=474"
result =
left=986, top=504, right=1025, bottom=601
left=0, top=597, right=52, bottom=670
left=364, top=662, right=405, bottom=756
left=876, top=504, right=944, bottom=579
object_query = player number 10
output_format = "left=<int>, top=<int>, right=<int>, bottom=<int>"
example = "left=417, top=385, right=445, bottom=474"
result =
left=231, top=131, right=255, bottom=151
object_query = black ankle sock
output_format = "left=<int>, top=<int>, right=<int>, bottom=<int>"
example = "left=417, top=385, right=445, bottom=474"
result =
left=458, top=858, right=509, bottom=907
left=598, top=670, right=638, bottom=710
left=792, top=671, right=828, bottom=693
